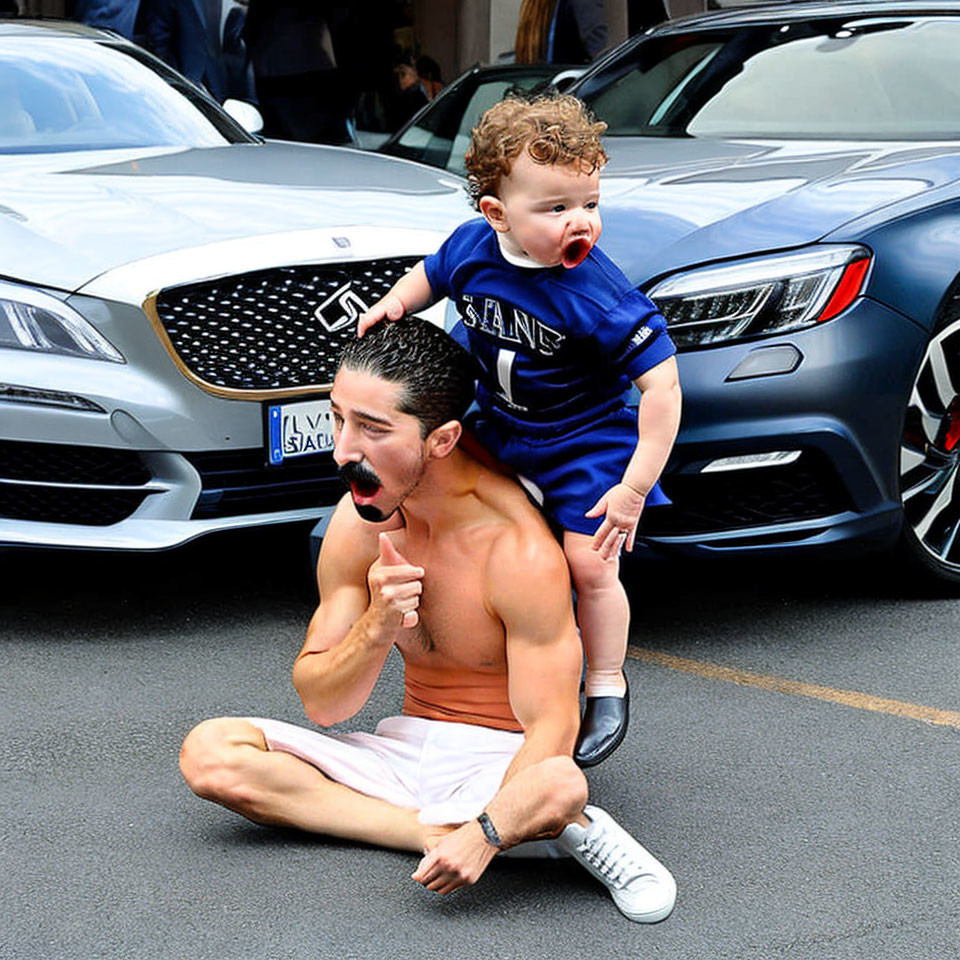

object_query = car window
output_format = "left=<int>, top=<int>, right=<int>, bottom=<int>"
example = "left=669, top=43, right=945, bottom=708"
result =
left=0, top=37, right=251, bottom=154
left=582, top=40, right=722, bottom=135
left=445, top=80, right=531, bottom=175
left=391, top=69, right=567, bottom=175
left=578, top=17, right=960, bottom=140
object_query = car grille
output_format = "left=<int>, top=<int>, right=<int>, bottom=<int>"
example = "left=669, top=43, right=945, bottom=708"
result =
left=0, top=439, right=150, bottom=526
left=152, top=258, right=421, bottom=394
left=642, top=451, right=852, bottom=536
left=0, top=485, right=146, bottom=526
left=184, top=449, right=345, bottom=519
left=0, top=439, right=150, bottom=486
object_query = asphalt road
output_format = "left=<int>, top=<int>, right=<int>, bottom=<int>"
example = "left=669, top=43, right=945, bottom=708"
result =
left=2, top=525, right=959, bottom=960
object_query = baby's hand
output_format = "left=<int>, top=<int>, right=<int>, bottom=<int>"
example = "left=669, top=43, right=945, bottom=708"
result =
left=585, top=483, right=646, bottom=560
left=357, top=293, right=406, bottom=337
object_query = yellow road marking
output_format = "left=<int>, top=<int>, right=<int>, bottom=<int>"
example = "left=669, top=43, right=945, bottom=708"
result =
left=627, top=647, right=960, bottom=729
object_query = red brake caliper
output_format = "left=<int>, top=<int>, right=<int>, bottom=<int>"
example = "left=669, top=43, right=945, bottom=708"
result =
left=944, top=400, right=960, bottom=451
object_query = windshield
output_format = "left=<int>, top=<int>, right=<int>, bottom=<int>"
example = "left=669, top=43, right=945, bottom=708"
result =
left=576, top=17, right=960, bottom=140
left=0, top=36, right=253, bottom=154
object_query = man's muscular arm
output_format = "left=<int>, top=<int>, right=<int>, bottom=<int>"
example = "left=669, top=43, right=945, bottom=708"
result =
left=292, top=496, right=422, bottom=726
left=412, top=526, right=583, bottom=892
left=496, top=527, right=583, bottom=778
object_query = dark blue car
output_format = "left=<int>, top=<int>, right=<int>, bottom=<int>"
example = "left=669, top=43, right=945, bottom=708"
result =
left=316, top=1, right=960, bottom=586
left=549, top=1, right=960, bottom=584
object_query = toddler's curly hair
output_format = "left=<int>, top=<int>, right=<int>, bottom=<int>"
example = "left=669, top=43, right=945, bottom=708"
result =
left=464, top=94, right=608, bottom=210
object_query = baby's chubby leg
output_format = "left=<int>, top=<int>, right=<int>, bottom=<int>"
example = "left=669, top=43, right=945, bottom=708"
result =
left=563, top=531, right=629, bottom=697
left=563, top=531, right=630, bottom=767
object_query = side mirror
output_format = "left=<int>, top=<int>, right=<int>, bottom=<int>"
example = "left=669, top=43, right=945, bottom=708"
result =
left=222, top=99, right=264, bottom=135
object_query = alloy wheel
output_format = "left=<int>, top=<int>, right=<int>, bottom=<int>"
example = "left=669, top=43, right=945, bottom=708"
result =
left=900, top=315, right=960, bottom=580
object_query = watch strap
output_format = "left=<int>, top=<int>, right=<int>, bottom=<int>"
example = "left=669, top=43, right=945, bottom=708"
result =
left=476, top=811, right=503, bottom=848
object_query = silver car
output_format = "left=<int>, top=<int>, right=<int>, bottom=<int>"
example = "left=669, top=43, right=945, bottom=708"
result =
left=0, top=20, right=470, bottom=551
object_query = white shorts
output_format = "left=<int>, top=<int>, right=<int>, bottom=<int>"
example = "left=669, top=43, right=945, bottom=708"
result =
left=248, top=715, right=524, bottom=826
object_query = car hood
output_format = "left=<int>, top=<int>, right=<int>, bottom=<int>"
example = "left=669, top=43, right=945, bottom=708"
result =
left=598, top=137, right=960, bottom=284
left=0, top=141, right=472, bottom=292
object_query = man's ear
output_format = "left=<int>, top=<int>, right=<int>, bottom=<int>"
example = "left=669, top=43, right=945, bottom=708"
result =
left=426, top=420, right=462, bottom=459
left=479, top=195, right=509, bottom=233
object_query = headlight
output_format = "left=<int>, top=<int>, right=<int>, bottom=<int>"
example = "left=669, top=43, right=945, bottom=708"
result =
left=0, top=281, right=124, bottom=363
left=647, top=246, right=871, bottom=349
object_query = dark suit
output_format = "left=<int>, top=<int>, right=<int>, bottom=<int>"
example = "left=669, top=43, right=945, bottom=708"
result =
left=74, top=0, right=144, bottom=39
left=148, top=0, right=228, bottom=102
left=243, top=0, right=352, bottom=144
left=547, top=0, right=608, bottom=64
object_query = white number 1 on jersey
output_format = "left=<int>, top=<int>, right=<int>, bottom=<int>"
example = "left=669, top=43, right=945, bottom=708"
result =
left=496, top=348, right=516, bottom=404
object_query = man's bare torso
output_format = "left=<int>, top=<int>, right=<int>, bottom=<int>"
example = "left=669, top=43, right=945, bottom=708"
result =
left=355, top=465, right=558, bottom=731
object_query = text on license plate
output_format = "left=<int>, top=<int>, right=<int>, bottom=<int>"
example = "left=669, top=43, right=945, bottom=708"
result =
left=268, top=399, right=335, bottom=464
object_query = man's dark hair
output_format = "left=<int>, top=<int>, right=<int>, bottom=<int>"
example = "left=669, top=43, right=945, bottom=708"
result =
left=338, top=318, right=477, bottom=437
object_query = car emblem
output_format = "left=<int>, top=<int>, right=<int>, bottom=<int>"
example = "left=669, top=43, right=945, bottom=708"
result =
left=313, top=283, right=370, bottom=333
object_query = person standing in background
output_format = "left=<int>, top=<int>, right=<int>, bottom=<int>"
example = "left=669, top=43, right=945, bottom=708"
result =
left=243, top=0, right=352, bottom=144
left=516, top=0, right=669, bottom=65
left=515, top=0, right=607, bottom=65
left=416, top=55, right=443, bottom=101
left=548, top=0, right=608, bottom=63
left=222, top=2, right=256, bottom=103
left=384, top=53, right=428, bottom=131
left=72, top=0, right=146, bottom=39
left=515, top=0, right=558, bottom=63
left=148, top=0, right=228, bottom=101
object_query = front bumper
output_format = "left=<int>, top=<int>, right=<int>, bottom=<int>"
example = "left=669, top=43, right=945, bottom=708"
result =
left=0, top=307, right=343, bottom=549
left=633, top=296, right=928, bottom=559
left=0, top=227, right=447, bottom=550
left=2, top=278, right=926, bottom=555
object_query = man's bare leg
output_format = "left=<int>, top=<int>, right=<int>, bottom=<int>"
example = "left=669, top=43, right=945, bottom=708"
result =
left=179, top=718, right=440, bottom=852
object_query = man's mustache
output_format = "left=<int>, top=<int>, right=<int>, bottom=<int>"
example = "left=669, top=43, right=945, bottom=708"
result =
left=338, top=460, right=383, bottom=490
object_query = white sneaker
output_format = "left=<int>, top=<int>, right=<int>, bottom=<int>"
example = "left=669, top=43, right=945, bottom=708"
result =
left=498, top=838, right=569, bottom=859
left=557, top=805, right=677, bottom=923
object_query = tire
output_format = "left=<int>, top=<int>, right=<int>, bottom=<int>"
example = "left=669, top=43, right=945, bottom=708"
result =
left=898, top=302, right=960, bottom=585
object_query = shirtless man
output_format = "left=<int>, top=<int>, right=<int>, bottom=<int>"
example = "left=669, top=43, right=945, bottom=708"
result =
left=179, top=318, right=676, bottom=923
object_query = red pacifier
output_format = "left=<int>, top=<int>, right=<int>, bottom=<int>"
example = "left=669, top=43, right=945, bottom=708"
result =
left=561, top=236, right=593, bottom=269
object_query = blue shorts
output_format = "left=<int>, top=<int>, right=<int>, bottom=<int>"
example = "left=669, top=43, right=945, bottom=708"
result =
left=468, top=405, right=669, bottom=537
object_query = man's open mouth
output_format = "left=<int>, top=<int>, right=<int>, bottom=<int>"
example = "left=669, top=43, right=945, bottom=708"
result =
left=349, top=478, right=381, bottom=502
left=561, top=237, right=592, bottom=269
left=339, top=462, right=383, bottom=504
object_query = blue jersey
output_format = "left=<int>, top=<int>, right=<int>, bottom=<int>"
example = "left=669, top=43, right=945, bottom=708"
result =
left=423, top=218, right=676, bottom=433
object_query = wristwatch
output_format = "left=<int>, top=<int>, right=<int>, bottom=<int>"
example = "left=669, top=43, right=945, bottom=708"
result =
left=476, top=811, right=503, bottom=849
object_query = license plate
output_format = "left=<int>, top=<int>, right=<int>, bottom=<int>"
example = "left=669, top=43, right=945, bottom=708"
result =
left=267, top=398, right=335, bottom=464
